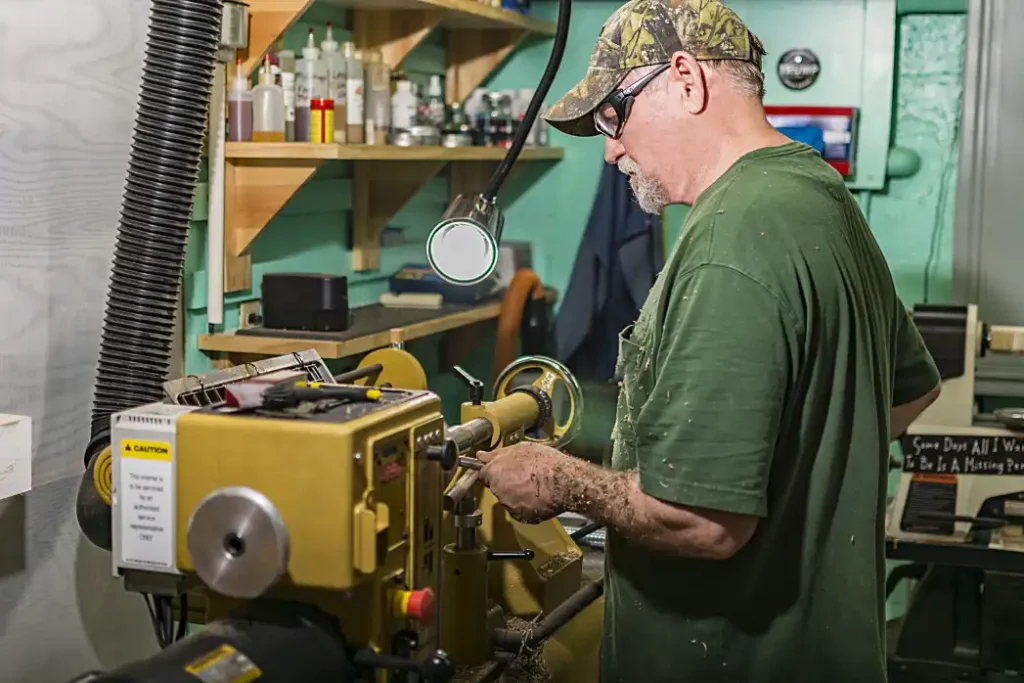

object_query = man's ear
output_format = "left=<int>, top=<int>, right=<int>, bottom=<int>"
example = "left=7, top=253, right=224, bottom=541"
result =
left=669, top=51, right=707, bottom=115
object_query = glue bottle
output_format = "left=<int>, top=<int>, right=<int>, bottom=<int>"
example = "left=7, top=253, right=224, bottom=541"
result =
left=252, top=56, right=285, bottom=142
left=321, top=21, right=346, bottom=141
left=228, top=58, right=252, bottom=142
left=277, top=48, right=297, bottom=141
left=295, top=28, right=326, bottom=144
left=343, top=42, right=364, bottom=144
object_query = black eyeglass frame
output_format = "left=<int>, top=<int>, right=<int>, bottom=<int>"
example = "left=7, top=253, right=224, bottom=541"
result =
left=594, top=63, right=672, bottom=139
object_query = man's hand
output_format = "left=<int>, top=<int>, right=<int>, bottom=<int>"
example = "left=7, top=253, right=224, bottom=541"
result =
left=478, top=442, right=757, bottom=559
left=477, top=443, right=570, bottom=524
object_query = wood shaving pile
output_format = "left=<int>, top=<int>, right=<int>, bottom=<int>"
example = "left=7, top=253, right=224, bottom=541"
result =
left=450, top=614, right=552, bottom=683
left=498, top=615, right=551, bottom=683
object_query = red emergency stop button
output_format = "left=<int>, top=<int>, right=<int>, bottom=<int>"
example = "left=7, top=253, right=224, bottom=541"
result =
left=393, top=587, right=435, bottom=623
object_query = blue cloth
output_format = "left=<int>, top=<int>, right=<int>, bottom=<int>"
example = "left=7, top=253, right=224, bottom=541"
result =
left=555, top=162, right=664, bottom=381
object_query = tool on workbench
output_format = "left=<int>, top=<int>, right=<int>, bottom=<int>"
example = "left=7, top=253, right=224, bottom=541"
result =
left=260, top=381, right=381, bottom=409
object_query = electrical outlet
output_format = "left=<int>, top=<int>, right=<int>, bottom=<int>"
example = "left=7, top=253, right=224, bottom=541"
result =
left=239, top=301, right=261, bottom=329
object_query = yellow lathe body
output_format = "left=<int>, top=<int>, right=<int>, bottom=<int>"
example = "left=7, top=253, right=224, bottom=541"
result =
left=96, top=348, right=603, bottom=683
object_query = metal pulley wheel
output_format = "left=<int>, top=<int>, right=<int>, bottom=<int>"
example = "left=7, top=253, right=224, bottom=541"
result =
left=994, top=408, right=1024, bottom=431
left=491, top=355, right=584, bottom=449
left=187, top=486, right=290, bottom=599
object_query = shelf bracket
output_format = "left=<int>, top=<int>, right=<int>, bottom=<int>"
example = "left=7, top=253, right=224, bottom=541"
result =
left=352, top=160, right=447, bottom=272
left=241, top=0, right=314, bottom=76
left=224, top=158, right=324, bottom=292
left=446, top=28, right=528, bottom=104
left=354, top=9, right=444, bottom=69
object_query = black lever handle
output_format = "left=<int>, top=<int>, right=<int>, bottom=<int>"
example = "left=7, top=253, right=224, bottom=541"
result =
left=425, top=439, right=458, bottom=470
left=453, top=365, right=484, bottom=405
left=353, top=649, right=455, bottom=683
left=487, top=550, right=535, bottom=561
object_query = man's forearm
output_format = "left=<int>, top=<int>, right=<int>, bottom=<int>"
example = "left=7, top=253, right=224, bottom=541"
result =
left=555, top=457, right=743, bottom=559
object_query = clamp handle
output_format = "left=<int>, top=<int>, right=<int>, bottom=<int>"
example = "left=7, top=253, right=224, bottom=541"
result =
left=453, top=365, right=484, bottom=405
left=425, top=439, right=459, bottom=470
left=353, top=648, right=455, bottom=683
left=487, top=550, right=535, bottom=561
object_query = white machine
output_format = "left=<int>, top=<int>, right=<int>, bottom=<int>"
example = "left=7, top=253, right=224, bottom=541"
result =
left=886, top=303, right=1024, bottom=683
left=887, top=304, right=1024, bottom=552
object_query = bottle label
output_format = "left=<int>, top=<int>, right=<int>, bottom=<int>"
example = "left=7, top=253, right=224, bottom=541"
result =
left=281, top=73, right=296, bottom=123
left=296, top=69, right=312, bottom=104
left=329, top=66, right=346, bottom=104
left=346, top=78, right=364, bottom=126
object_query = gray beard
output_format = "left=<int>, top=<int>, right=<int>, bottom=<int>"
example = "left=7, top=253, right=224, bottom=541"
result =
left=618, top=158, right=669, bottom=215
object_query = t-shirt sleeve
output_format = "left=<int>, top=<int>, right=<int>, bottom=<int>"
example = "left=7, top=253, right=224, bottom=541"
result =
left=635, top=264, right=798, bottom=518
left=892, top=305, right=941, bottom=406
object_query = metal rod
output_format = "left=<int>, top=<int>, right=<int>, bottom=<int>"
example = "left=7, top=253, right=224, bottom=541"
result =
left=446, top=418, right=494, bottom=453
left=333, top=363, right=383, bottom=384
left=444, top=470, right=480, bottom=511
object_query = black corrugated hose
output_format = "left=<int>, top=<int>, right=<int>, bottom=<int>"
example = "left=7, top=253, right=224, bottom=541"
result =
left=77, top=0, right=223, bottom=551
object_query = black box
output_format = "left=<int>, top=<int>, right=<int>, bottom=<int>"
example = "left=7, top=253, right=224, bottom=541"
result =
left=261, top=273, right=351, bottom=332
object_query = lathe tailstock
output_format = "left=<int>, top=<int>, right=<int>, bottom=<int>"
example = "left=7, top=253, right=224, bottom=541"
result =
left=72, top=347, right=603, bottom=683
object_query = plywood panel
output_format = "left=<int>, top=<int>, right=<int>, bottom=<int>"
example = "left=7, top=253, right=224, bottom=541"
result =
left=0, top=0, right=159, bottom=486
left=0, top=0, right=160, bottom=672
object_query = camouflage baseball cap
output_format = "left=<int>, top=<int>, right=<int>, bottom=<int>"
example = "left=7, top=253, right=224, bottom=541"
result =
left=544, top=0, right=764, bottom=137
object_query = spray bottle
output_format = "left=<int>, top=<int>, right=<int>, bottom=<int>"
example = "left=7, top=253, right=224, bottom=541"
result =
left=228, top=58, right=252, bottom=142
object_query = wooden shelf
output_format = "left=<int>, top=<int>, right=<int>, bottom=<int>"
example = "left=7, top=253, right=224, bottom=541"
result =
left=223, top=0, right=560, bottom=291
left=225, top=143, right=564, bottom=162
left=241, top=0, right=554, bottom=77
left=199, top=300, right=503, bottom=360
left=319, top=0, right=556, bottom=34
left=223, top=146, right=562, bottom=287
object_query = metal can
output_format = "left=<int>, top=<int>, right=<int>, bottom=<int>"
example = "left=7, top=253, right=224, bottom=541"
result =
left=310, top=98, right=335, bottom=144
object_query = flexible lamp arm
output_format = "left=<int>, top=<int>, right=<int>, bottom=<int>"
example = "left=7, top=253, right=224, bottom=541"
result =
left=483, top=0, right=572, bottom=201
left=427, top=0, right=573, bottom=286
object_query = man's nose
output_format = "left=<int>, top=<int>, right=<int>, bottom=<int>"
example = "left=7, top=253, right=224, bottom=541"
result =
left=604, top=136, right=625, bottom=164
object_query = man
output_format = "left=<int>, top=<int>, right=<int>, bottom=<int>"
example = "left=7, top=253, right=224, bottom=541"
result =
left=477, top=0, right=943, bottom=681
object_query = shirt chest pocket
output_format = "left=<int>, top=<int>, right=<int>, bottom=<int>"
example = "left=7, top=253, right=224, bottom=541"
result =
left=612, top=324, right=655, bottom=462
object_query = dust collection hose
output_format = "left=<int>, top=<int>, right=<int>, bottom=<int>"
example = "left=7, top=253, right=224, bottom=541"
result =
left=78, top=0, right=223, bottom=550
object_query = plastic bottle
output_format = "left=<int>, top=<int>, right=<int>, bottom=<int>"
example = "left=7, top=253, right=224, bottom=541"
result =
left=228, top=58, right=253, bottom=142
left=343, top=42, right=364, bottom=144
left=310, top=98, right=335, bottom=144
left=321, top=22, right=345, bottom=141
left=295, top=28, right=326, bottom=144
left=252, top=56, right=286, bottom=142
left=391, top=80, right=418, bottom=134
left=277, top=49, right=297, bottom=142
left=363, top=51, right=391, bottom=146
left=425, top=75, right=446, bottom=128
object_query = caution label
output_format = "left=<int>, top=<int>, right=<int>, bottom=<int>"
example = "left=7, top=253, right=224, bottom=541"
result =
left=185, top=644, right=262, bottom=683
left=122, top=439, right=172, bottom=462
left=119, top=438, right=174, bottom=569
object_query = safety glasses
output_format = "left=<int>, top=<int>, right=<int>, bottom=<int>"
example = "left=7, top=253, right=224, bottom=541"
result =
left=593, top=63, right=671, bottom=139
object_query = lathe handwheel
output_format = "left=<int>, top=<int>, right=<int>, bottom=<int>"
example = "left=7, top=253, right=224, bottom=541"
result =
left=492, top=356, right=583, bottom=449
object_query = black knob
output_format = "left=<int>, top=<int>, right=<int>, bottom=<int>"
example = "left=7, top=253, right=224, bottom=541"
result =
left=421, top=650, right=456, bottom=682
left=487, top=550, right=535, bottom=561
left=453, top=365, right=484, bottom=405
left=425, top=439, right=458, bottom=470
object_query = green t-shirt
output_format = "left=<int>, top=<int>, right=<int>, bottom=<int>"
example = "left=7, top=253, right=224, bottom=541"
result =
left=601, top=142, right=940, bottom=683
